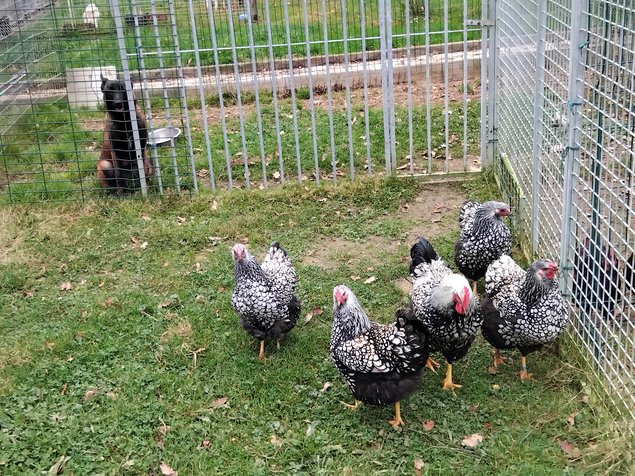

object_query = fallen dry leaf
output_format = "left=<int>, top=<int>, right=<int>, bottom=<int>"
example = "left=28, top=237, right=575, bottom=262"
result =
left=195, top=294, right=206, bottom=303
left=483, top=422, right=493, bottom=430
left=461, top=433, right=484, bottom=448
left=363, top=276, right=377, bottom=284
left=158, top=299, right=173, bottom=309
left=201, top=439, right=211, bottom=448
left=211, top=396, right=228, bottom=408
left=305, top=307, right=323, bottom=324
left=155, top=431, right=165, bottom=450
left=59, top=282, right=73, bottom=291
left=273, top=171, right=281, bottom=180
left=60, top=383, right=68, bottom=395
left=103, top=297, right=115, bottom=308
left=197, top=168, right=209, bottom=178
left=48, top=455, right=70, bottom=475
left=566, top=412, right=578, bottom=426
left=491, top=384, right=500, bottom=391
left=141, top=214, right=151, bottom=221
left=177, top=216, right=186, bottom=224
left=106, top=391, right=117, bottom=400
left=469, top=403, right=480, bottom=413
left=269, top=434, right=283, bottom=447
left=558, top=439, right=581, bottom=458
left=350, top=275, right=361, bottom=281
left=423, top=420, right=435, bottom=431
left=160, top=462, right=178, bottom=476
left=218, top=287, right=227, bottom=292
left=23, top=290, right=34, bottom=297
left=83, top=389, right=97, bottom=401
left=414, top=459, right=424, bottom=476
left=211, top=199, right=218, bottom=210
left=320, top=382, right=332, bottom=393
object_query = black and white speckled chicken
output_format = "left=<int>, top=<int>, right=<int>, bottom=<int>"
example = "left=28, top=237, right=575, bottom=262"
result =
left=231, top=242, right=301, bottom=361
left=454, top=200, right=512, bottom=292
left=409, top=237, right=482, bottom=393
left=481, top=255, right=568, bottom=380
left=330, top=285, right=429, bottom=427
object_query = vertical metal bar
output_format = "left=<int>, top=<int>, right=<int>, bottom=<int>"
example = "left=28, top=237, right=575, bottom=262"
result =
left=281, top=0, right=303, bottom=182
left=187, top=0, right=216, bottom=192
left=443, top=0, right=450, bottom=172
left=386, top=0, right=397, bottom=170
left=167, top=0, right=198, bottom=194
left=131, top=0, right=163, bottom=195
left=149, top=0, right=180, bottom=192
left=479, top=0, right=489, bottom=167
left=110, top=0, right=148, bottom=196
left=206, top=2, right=233, bottom=189
left=340, top=0, right=355, bottom=180
left=263, top=2, right=285, bottom=184
left=559, top=0, right=589, bottom=294
left=487, top=0, right=498, bottom=167
left=424, top=0, right=432, bottom=173
left=379, top=0, right=392, bottom=173
left=301, top=0, right=321, bottom=184
left=531, top=0, right=548, bottom=255
left=359, top=0, right=372, bottom=174
left=462, top=0, right=469, bottom=171
left=405, top=0, right=414, bottom=173
left=320, top=0, right=338, bottom=183
left=245, top=0, right=272, bottom=187
left=226, top=0, right=252, bottom=189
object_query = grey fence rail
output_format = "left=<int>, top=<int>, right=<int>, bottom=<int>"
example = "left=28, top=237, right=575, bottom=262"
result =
left=496, top=0, right=635, bottom=424
left=0, top=0, right=489, bottom=203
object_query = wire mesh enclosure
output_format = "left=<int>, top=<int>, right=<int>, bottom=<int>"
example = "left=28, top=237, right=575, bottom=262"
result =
left=496, top=0, right=635, bottom=423
left=0, top=0, right=489, bottom=203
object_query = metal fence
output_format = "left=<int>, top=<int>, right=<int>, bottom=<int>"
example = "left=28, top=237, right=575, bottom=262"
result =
left=0, top=0, right=489, bottom=203
left=496, top=0, right=635, bottom=423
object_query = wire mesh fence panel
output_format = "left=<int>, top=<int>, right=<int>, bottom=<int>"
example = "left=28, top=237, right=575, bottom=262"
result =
left=496, top=0, right=635, bottom=423
left=1, top=0, right=485, bottom=203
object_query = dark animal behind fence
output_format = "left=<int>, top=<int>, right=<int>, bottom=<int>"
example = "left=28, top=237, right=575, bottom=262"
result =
left=97, top=76, right=151, bottom=194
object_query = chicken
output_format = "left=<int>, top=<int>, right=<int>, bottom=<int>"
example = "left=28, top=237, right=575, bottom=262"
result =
left=330, top=285, right=429, bottom=427
left=231, top=242, right=301, bottom=361
left=454, top=200, right=512, bottom=292
left=481, top=255, right=568, bottom=380
left=572, top=238, right=622, bottom=320
left=409, top=237, right=482, bottom=393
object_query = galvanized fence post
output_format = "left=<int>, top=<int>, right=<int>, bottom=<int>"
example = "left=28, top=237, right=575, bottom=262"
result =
left=530, top=0, right=548, bottom=256
left=559, top=0, right=589, bottom=295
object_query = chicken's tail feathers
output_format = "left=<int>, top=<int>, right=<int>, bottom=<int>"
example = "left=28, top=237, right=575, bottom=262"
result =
left=409, top=237, right=438, bottom=275
left=395, top=305, right=428, bottom=336
left=459, top=200, right=480, bottom=227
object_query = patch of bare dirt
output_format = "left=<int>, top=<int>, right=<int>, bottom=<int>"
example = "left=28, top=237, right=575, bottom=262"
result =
left=303, top=182, right=468, bottom=270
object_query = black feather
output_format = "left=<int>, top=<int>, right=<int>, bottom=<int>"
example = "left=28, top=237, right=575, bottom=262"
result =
left=409, top=236, right=438, bottom=274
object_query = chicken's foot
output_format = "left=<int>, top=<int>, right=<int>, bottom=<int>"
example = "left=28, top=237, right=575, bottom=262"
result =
left=258, top=340, right=266, bottom=362
left=518, top=356, right=533, bottom=381
left=442, top=363, right=462, bottom=395
left=389, top=401, right=404, bottom=427
left=341, top=399, right=362, bottom=411
left=488, top=348, right=510, bottom=374
left=425, top=357, right=441, bottom=373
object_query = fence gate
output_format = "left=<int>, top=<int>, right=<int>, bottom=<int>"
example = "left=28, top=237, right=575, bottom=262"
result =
left=496, top=0, right=635, bottom=423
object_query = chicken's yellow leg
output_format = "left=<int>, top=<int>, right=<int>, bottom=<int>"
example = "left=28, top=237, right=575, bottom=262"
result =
left=442, top=362, right=463, bottom=394
left=472, top=281, right=478, bottom=295
left=341, top=399, right=362, bottom=410
left=389, top=401, right=404, bottom=427
left=258, top=340, right=266, bottom=362
left=425, top=357, right=441, bottom=373
left=488, top=348, right=509, bottom=374
left=518, top=356, right=533, bottom=381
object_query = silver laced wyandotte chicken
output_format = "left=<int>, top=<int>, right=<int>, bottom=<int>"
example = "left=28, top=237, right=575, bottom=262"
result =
left=409, top=237, right=482, bottom=394
left=454, top=200, right=512, bottom=293
left=330, top=285, right=429, bottom=427
left=231, top=242, right=301, bottom=361
left=481, top=255, right=568, bottom=380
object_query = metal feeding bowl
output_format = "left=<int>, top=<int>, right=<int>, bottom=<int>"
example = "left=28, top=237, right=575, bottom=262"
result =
left=148, top=127, right=181, bottom=147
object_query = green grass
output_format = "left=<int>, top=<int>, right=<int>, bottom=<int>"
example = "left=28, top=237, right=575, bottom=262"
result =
left=0, top=173, right=632, bottom=475
left=0, top=0, right=482, bottom=78
left=0, top=92, right=481, bottom=204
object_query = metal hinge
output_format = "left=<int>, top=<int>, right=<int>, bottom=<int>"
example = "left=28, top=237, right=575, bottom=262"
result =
left=466, top=19, right=495, bottom=27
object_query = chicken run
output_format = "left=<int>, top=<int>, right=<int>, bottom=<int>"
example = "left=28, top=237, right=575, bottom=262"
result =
left=231, top=200, right=568, bottom=426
